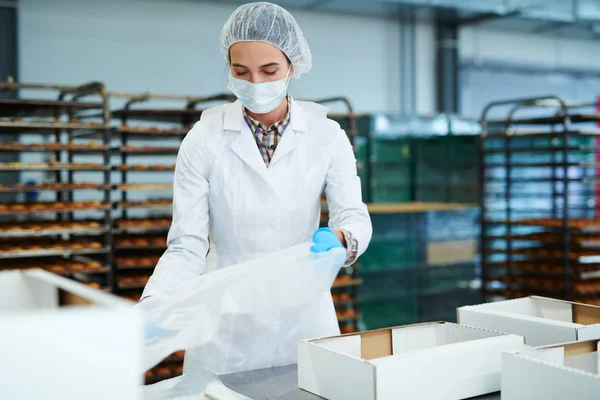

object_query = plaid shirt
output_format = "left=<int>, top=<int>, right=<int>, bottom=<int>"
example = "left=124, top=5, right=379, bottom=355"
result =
left=242, top=99, right=359, bottom=266
left=243, top=99, right=291, bottom=167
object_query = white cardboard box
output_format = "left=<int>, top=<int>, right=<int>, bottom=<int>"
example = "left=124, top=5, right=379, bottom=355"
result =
left=502, top=339, right=600, bottom=400
left=457, top=296, right=600, bottom=346
left=0, top=270, right=143, bottom=400
left=298, top=321, right=524, bottom=400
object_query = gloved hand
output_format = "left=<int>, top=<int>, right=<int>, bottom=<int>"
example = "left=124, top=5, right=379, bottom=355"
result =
left=311, top=228, right=344, bottom=253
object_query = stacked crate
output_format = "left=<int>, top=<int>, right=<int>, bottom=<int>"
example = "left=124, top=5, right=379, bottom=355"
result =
left=414, top=135, right=479, bottom=203
left=336, top=114, right=481, bottom=204
left=359, top=203, right=480, bottom=329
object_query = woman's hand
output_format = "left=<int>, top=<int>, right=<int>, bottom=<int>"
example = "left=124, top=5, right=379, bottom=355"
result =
left=311, top=228, right=345, bottom=253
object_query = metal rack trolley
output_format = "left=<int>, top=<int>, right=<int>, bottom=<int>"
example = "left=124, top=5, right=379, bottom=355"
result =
left=0, top=77, right=114, bottom=290
left=104, top=90, right=235, bottom=294
left=480, top=95, right=600, bottom=302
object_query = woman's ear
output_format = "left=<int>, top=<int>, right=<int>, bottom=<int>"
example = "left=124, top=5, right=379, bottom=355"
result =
left=288, top=65, right=295, bottom=82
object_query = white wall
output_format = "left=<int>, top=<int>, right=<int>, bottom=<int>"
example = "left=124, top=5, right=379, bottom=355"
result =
left=19, top=0, right=600, bottom=116
left=460, top=25, right=600, bottom=71
left=18, top=0, right=404, bottom=114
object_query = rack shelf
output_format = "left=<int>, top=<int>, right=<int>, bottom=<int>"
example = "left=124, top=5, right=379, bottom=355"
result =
left=0, top=183, right=111, bottom=193
left=113, top=165, right=175, bottom=172
left=487, top=114, right=600, bottom=126
left=0, top=143, right=108, bottom=152
left=111, top=108, right=204, bottom=124
left=0, top=202, right=111, bottom=216
left=0, top=247, right=109, bottom=260
left=0, top=120, right=109, bottom=133
left=331, top=278, right=363, bottom=289
left=0, top=98, right=105, bottom=118
left=0, top=163, right=109, bottom=171
left=336, top=313, right=361, bottom=323
left=0, top=226, right=109, bottom=239
left=115, top=200, right=172, bottom=210
left=118, top=184, right=172, bottom=191
left=117, top=146, right=179, bottom=155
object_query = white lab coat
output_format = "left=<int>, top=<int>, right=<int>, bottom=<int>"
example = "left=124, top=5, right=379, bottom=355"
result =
left=142, top=98, right=372, bottom=299
left=140, top=98, right=372, bottom=372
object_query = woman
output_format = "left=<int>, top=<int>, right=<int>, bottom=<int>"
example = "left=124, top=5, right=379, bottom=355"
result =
left=141, top=2, right=371, bottom=307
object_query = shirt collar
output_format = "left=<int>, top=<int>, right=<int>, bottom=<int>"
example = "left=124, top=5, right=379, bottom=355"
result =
left=243, top=95, right=291, bottom=134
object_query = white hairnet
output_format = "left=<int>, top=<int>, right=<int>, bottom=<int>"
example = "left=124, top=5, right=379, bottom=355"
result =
left=220, top=2, right=312, bottom=79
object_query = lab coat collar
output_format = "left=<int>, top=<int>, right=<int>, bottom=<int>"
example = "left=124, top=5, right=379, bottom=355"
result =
left=226, top=96, right=307, bottom=197
left=223, top=96, right=307, bottom=133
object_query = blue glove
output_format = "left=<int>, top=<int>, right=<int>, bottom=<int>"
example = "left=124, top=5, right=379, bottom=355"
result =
left=311, top=228, right=344, bottom=253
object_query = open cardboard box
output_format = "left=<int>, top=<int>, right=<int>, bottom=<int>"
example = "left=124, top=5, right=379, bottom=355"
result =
left=298, top=321, right=524, bottom=400
left=0, top=270, right=142, bottom=400
left=502, top=339, right=600, bottom=399
left=457, top=296, right=600, bottom=346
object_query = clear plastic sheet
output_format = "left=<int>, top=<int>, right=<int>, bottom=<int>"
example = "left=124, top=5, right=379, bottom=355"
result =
left=138, top=243, right=345, bottom=398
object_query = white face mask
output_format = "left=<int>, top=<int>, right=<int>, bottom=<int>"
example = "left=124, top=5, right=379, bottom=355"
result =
left=228, top=67, right=290, bottom=114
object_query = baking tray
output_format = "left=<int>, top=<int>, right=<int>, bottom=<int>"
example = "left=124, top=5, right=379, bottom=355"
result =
left=117, top=126, right=188, bottom=136
left=0, top=246, right=110, bottom=260
left=116, top=264, right=157, bottom=271
left=164, top=353, right=185, bottom=363
left=486, top=278, right=600, bottom=297
left=0, top=183, right=111, bottom=193
left=0, top=144, right=108, bottom=152
left=117, top=281, right=148, bottom=290
left=483, top=146, right=595, bottom=155
left=111, top=108, right=204, bottom=123
left=113, top=165, right=175, bottom=172
left=333, top=299, right=358, bottom=307
left=0, top=163, right=110, bottom=171
left=118, top=184, right=173, bottom=191
left=486, top=248, right=600, bottom=264
left=0, top=98, right=104, bottom=118
left=331, top=278, right=363, bottom=289
left=0, top=203, right=111, bottom=216
left=117, top=146, right=179, bottom=155
left=0, top=265, right=110, bottom=276
left=115, top=201, right=172, bottom=210
left=54, top=266, right=110, bottom=276
left=115, top=244, right=166, bottom=251
left=483, top=219, right=600, bottom=231
left=484, top=161, right=598, bottom=168
left=0, top=120, right=108, bottom=133
left=486, top=263, right=600, bottom=280
left=336, top=313, right=361, bottom=323
left=488, top=233, right=600, bottom=248
left=113, top=227, right=170, bottom=235
left=0, top=226, right=109, bottom=239
left=487, top=114, right=600, bottom=126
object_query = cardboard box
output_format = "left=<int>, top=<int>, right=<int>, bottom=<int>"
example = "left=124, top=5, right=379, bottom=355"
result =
left=298, top=321, right=524, bottom=400
left=426, top=239, right=476, bottom=265
left=0, top=270, right=142, bottom=400
left=457, top=296, right=600, bottom=346
left=502, top=339, right=600, bottom=400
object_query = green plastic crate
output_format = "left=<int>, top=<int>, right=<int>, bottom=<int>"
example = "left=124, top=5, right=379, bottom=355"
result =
left=359, top=240, right=419, bottom=272
left=360, top=297, right=418, bottom=329
left=370, top=186, right=412, bottom=203
left=370, top=139, right=412, bottom=163
left=370, top=162, right=412, bottom=186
